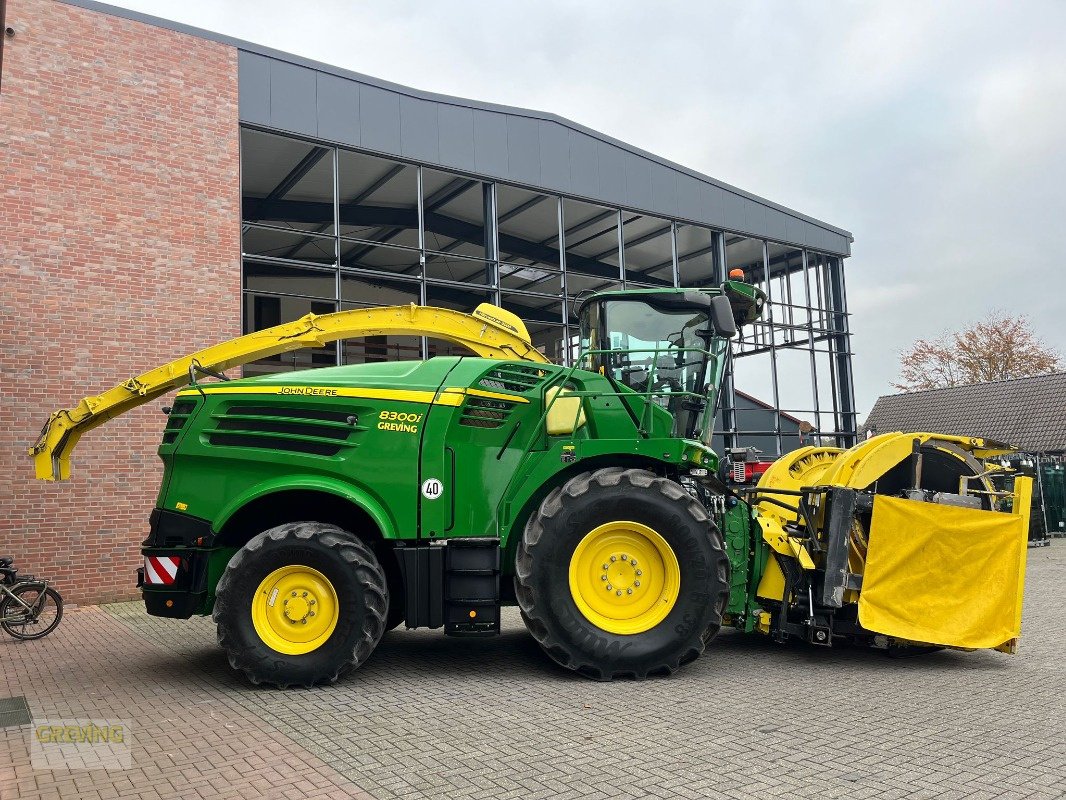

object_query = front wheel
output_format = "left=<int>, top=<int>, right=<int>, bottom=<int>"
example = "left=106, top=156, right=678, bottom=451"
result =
left=214, top=522, right=388, bottom=687
left=515, top=468, right=729, bottom=680
left=1, top=584, right=64, bottom=640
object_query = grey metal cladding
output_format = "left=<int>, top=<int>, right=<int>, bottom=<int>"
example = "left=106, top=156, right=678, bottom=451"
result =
left=538, top=122, right=571, bottom=194
left=720, top=192, right=748, bottom=233
left=597, top=144, right=627, bottom=207
left=784, top=216, right=806, bottom=248
left=359, top=85, right=401, bottom=156
left=316, top=73, right=359, bottom=146
left=761, top=203, right=788, bottom=243
left=676, top=173, right=703, bottom=223
left=473, top=110, right=508, bottom=177
left=701, top=183, right=726, bottom=231
left=650, top=166, right=677, bottom=218
left=399, top=96, right=439, bottom=163
left=740, top=199, right=764, bottom=236
left=506, top=116, right=541, bottom=186
left=437, top=105, right=476, bottom=172
left=230, top=47, right=852, bottom=254
left=813, top=226, right=835, bottom=252
left=268, top=60, right=317, bottom=137
left=568, top=131, right=600, bottom=199
left=237, top=51, right=271, bottom=126
left=624, top=153, right=652, bottom=213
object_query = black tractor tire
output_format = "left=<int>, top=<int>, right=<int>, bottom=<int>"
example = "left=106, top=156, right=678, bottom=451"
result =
left=214, top=522, right=388, bottom=687
left=515, top=467, right=729, bottom=680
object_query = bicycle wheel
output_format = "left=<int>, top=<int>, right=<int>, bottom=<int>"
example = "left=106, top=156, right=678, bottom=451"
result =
left=1, top=585, right=63, bottom=640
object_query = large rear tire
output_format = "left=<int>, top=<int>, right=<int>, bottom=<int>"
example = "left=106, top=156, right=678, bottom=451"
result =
left=515, top=467, right=729, bottom=680
left=214, top=522, right=387, bottom=687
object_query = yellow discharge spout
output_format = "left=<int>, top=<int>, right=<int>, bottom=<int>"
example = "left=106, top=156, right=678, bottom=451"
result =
left=30, top=303, right=549, bottom=481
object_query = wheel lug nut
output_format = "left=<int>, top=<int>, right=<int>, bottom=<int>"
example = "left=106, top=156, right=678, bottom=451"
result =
left=636, top=569, right=643, bottom=576
left=601, top=575, right=607, bottom=581
left=610, top=556, right=617, bottom=562
left=616, top=590, right=622, bottom=596
left=302, top=592, right=308, bottom=597
left=621, top=554, right=628, bottom=561
left=630, top=560, right=637, bottom=567
left=291, top=591, right=297, bottom=597
left=309, top=611, right=315, bottom=617
left=603, top=564, right=609, bottom=570
left=309, top=599, right=316, bottom=605
left=606, top=584, right=613, bottom=591
left=634, top=580, right=641, bottom=587
left=627, top=588, right=633, bottom=595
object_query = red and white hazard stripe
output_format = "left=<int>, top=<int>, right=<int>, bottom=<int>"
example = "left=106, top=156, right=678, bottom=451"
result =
left=144, top=555, right=180, bottom=585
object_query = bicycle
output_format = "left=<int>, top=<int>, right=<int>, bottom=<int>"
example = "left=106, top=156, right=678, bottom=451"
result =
left=0, top=557, right=63, bottom=640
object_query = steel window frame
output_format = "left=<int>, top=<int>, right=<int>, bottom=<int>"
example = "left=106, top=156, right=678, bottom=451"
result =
left=237, top=124, right=856, bottom=449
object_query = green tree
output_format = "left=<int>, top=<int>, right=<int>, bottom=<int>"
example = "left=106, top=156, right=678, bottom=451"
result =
left=894, top=312, right=1062, bottom=392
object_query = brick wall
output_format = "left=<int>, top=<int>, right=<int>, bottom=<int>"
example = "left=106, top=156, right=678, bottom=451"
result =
left=0, top=0, right=241, bottom=604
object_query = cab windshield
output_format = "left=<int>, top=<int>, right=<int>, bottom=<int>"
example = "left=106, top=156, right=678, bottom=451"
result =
left=580, top=297, right=727, bottom=441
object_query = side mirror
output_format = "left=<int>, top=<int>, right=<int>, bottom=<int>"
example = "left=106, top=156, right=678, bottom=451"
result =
left=710, top=295, right=737, bottom=338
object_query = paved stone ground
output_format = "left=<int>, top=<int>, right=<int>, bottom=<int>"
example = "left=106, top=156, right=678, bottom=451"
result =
left=1, top=546, right=1063, bottom=800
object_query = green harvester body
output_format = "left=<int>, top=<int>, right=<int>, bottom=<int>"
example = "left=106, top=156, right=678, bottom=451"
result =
left=149, top=283, right=766, bottom=625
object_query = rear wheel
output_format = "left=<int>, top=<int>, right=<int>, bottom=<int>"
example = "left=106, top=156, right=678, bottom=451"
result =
left=515, top=468, right=729, bottom=680
left=214, top=522, right=387, bottom=687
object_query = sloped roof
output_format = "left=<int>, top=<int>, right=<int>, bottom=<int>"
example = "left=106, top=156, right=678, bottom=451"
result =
left=863, top=372, right=1066, bottom=453
left=734, top=390, right=808, bottom=427
left=62, top=0, right=853, bottom=255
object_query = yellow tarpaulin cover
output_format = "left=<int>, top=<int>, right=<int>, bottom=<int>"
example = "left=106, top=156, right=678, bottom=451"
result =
left=858, top=495, right=1028, bottom=649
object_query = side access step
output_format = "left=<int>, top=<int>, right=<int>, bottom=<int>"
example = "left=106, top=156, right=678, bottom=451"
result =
left=396, top=538, right=501, bottom=637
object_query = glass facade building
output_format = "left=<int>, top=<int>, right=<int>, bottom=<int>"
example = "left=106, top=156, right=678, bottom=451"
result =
left=240, top=125, right=856, bottom=454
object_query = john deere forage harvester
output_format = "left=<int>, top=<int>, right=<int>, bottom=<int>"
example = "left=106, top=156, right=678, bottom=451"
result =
left=31, top=280, right=1031, bottom=685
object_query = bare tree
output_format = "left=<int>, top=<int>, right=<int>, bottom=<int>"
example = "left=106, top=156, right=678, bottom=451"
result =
left=894, top=312, right=1062, bottom=392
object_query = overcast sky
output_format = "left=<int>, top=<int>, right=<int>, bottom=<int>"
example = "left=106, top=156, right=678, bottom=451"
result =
left=110, top=0, right=1066, bottom=415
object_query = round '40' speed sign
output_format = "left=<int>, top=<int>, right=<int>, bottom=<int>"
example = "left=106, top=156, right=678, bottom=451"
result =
left=421, top=478, right=443, bottom=500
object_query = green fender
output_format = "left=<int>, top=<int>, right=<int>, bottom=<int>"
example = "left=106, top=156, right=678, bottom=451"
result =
left=212, top=474, right=400, bottom=540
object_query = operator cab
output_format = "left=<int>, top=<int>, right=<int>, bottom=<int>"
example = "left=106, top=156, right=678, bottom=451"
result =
left=576, top=285, right=762, bottom=442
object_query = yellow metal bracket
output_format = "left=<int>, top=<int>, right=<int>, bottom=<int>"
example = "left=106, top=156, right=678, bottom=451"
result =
left=756, top=515, right=816, bottom=569
left=30, top=303, right=549, bottom=481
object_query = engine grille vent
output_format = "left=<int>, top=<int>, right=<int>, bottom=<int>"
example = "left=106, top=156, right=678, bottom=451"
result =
left=224, top=405, right=352, bottom=423
left=478, top=364, right=547, bottom=394
left=205, top=404, right=357, bottom=457
left=459, top=397, right=517, bottom=429
left=207, top=433, right=343, bottom=457
left=161, top=399, right=198, bottom=445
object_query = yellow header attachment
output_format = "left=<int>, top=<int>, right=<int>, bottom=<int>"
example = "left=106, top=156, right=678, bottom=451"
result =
left=30, top=303, right=549, bottom=481
left=752, top=432, right=1030, bottom=653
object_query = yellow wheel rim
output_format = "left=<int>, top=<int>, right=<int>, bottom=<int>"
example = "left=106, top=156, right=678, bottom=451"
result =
left=568, top=521, right=680, bottom=635
left=250, top=565, right=339, bottom=655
